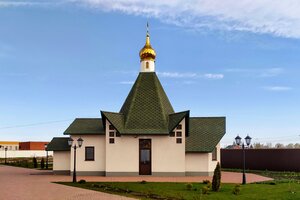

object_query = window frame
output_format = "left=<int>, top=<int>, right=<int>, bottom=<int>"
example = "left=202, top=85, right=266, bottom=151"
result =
left=176, top=138, right=182, bottom=144
left=85, top=146, right=95, bottom=161
left=109, top=138, right=115, bottom=144
left=212, top=147, right=217, bottom=161
left=176, top=131, right=182, bottom=137
left=176, top=124, right=182, bottom=130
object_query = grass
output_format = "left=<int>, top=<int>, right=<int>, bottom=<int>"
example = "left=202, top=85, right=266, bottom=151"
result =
left=58, top=180, right=300, bottom=200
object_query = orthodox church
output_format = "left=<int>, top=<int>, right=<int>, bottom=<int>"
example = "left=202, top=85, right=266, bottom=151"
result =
left=48, top=26, right=226, bottom=176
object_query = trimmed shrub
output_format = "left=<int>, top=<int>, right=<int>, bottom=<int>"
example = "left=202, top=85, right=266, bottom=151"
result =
left=202, top=186, right=210, bottom=194
left=40, top=158, right=45, bottom=169
left=212, top=162, right=221, bottom=191
left=33, top=157, right=38, bottom=168
left=232, top=184, right=240, bottom=195
left=78, top=179, right=86, bottom=184
left=203, top=180, right=210, bottom=184
left=186, top=183, right=193, bottom=191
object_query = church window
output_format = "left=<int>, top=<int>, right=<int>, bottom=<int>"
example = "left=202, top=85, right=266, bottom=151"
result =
left=109, top=125, right=114, bottom=130
left=176, top=138, right=182, bottom=144
left=170, top=131, right=175, bottom=137
left=109, top=132, right=114, bottom=137
left=177, top=124, right=182, bottom=130
left=109, top=138, right=115, bottom=144
left=212, top=147, right=217, bottom=161
left=146, top=62, right=149, bottom=69
left=176, top=132, right=182, bottom=137
left=85, top=147, right=95, bottom=161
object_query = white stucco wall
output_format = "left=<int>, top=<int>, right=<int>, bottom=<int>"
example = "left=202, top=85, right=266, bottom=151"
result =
left=70, top=135, right=105, bottom=173
left=140, top=60, right=155, bottom=72
left=208, top=143, right=221, bottom=171
left=185, top=143, right=221, bottom=174
left=105, top=119, right=186, bottom=174
left=53, top=151, right=70, bottom=171
left=0, top=150, right=53, bottom=158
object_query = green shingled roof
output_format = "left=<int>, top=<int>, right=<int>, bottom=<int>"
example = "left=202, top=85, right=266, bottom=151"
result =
left=186, top=117, right=226, bottom=152
left=102, top=72, right=176, bottom=134
left=169, top=111, right=190, bottom=136
left=64, top=118, right=104, bottom=135
left=47, top=137, right=70, bottom=151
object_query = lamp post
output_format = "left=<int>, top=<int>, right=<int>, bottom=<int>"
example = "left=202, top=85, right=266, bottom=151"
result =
left=235, top=135, right=252, bottom=184
left=44, top=144, right=48, bottom=169
left=68, top=137, right=83, bottom=183
left=4, top=146, right=8, bottom=164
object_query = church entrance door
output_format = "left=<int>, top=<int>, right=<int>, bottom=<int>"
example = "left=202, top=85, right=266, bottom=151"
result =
left=139, top=139, right=152, bottom=175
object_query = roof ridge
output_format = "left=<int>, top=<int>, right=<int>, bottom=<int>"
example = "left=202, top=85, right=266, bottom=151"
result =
left=101, top=111, right=124, bottom=115
left=190, top=116, right=225, bottom=119
left=123, top=73, right=142, bottom=128
left=169, top=110, right=189, bottom=116
left=153, top=73, right=168, bottom=124
left=75, top=118, right=101, bottom=120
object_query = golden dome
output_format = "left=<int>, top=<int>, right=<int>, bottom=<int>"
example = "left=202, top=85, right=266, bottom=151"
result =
left=139, top=30, right=156, bottom=61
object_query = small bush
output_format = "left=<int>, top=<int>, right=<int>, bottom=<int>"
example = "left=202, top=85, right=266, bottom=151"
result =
left=269, top=181, right=276, bottom=185
left=78, top=179, right=86, bottom=184
left=207, top=182, right=212, bottom=190
left=232, top=184, right=240, bottom=195
left=212, top=162, right=221, bottom=191
left=40, top=158, right=45, bottom=169
left=140, top=180, right=147, bottom=184
left=186, top=183, right=193, bottom=191
left=33, top=157, right=38, bottom=168
left=203, top=180, right=210, bottom=184
left=202, top=186, right=210, bottom=195
left=91, top=184, right=100, bottom=188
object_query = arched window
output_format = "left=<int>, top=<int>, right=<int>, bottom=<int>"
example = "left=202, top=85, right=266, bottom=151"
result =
left=146, top=62, right=149, bottom=69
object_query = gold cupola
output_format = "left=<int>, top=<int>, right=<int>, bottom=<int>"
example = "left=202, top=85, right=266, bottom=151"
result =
left=139, top=23, right=156, bottom=62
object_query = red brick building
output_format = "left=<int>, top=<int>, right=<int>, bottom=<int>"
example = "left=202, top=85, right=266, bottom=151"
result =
left=19, top=142, right=49, bottom=150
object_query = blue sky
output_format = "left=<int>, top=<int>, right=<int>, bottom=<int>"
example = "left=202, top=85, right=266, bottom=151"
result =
left=1, top=1, right=300, bottom=146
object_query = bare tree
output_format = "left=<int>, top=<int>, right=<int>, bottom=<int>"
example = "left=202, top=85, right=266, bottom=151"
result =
left=275, top=143, right=284, bottom=148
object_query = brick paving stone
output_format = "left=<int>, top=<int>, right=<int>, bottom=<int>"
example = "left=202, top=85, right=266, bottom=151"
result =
left=0, top=165, right=272, bottom=200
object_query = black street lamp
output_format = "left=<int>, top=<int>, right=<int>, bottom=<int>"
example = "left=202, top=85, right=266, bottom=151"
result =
left=68, top=137, right=83, bottom=183
left=4, top=146, right=8, bottom=164
left=235, top=135, right=252, bottom=184
left=44, top=144, right=48, bottom=169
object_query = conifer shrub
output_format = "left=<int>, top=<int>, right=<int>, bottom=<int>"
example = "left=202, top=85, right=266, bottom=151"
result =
left=33, top=157, right=38, bottom=168
left=186, top=183, right=193, bottom=191
left=232, top=184, right=241, bottom=195
left=41, top=158, right=45, bottom=169
left=212, top=162, right=221, bottom=191
left=201, top=186, right=210, bottom=194
left=78, top=179, right=86, bottom=184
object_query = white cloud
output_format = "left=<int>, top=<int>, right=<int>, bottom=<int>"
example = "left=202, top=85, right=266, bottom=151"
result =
left=259, top=68, right=283, bottom=77
left=119, top=81, right=134, bottom=85
left=157, top=71, right=224, bottom=80
left=3, top=1, right=300, bottom=38
left=70, top=0, right=300, bottom=39
left=226, top=67, right=284, bottom=77
left=263, top=86, right=292, bottom=91
left=204, top=73, right=224, bottom=79
left=157, top=72, right=197, bottom=78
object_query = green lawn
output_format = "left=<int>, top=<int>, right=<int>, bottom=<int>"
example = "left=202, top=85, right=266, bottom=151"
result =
left=59, top=181, right=300, bottom=200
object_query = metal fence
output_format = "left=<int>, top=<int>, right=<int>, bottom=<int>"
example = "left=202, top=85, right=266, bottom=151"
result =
left=221, top=149, right=300, bottom=171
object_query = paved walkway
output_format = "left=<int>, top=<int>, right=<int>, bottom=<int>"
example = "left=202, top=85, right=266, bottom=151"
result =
left=0, top=165, right=133, bottom=200
left=0, top=165, right=272, bottom=200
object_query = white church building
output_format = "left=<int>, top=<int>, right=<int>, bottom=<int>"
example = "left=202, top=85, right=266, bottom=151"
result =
left=47, top=27, right=226, bottom=176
